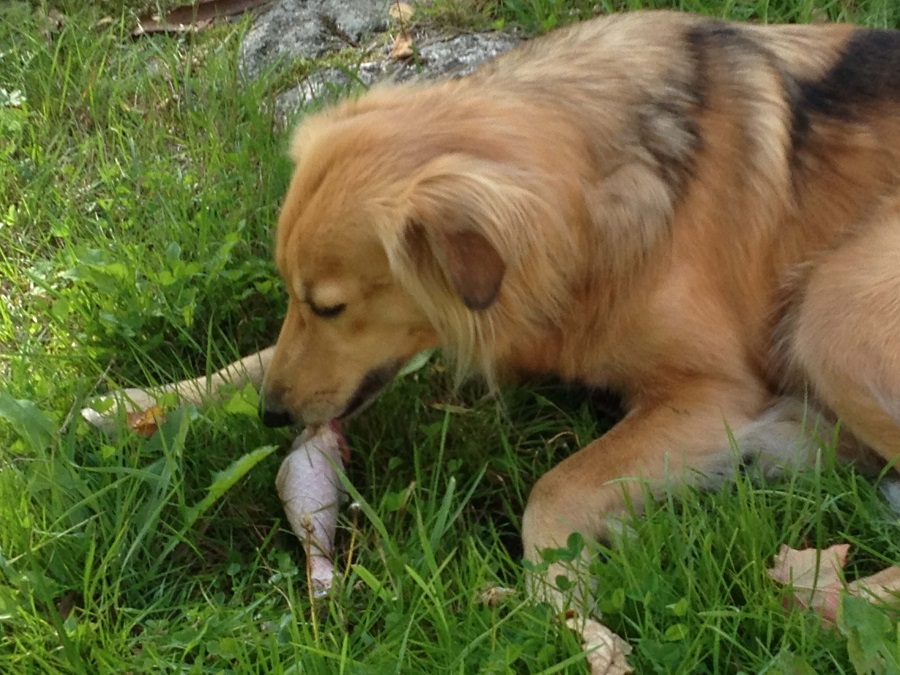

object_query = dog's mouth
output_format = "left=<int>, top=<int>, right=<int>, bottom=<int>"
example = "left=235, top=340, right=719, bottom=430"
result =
left=337, top=361, right=401, bottom=421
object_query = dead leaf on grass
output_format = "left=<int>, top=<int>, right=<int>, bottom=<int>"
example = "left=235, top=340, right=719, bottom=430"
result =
left=810, top=7, right=830, bottom=23
left=848, top=565, right=900, bottom=605
left=566, top=616, right=634, bottom=674
left=389, top=30, right=415, bottom=60
left=388, top=2, right=415, bottom=22
left=767, top=544, right=900, bottom=625
left=134, top=0, right=270, bottom=36
left=767, top=543, right=848, bottom=618
left=126, top=405, right=167, bottom=438
left=476, top=585, right=516, bottom=607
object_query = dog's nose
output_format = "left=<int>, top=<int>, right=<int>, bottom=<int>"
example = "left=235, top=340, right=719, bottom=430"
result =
left=260, top=396, right=296, bottom=428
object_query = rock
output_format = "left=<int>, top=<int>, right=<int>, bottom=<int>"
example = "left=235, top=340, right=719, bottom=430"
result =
left=402, top=32, right=522, bottom=81
left=238, top=0, right=523, bottom=123
left=274, top=32, right=522, bottom=121
left=239, top=0, right=389, bottom=80
left=273, top=68, right=351, bottom=120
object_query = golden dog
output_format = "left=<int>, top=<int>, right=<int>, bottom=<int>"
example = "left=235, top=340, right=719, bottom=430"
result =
left=92, top=11, right=900, bottom=600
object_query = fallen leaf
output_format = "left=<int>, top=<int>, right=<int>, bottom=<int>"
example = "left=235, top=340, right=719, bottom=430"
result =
left=126, top=405, right=167, bottom=438
left=767, top=544, right=848, bottom=623
left=566, top=616, right=633, bottom=674
left=476, top=585, right=516, bottom=607
left=388, top=1, right=415, bottom=22
left=767, top=544, right=850, bottom=592
left=389, top=30, right=415, bottom=60
left=134, top=0, right=270, bottom=36
left=849, top=565, right=900, bottom=605
left=767, top=544, right=900, bottom=625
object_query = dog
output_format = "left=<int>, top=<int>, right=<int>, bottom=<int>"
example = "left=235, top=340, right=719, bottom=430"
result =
left=86, top=10, right=900, bottom=603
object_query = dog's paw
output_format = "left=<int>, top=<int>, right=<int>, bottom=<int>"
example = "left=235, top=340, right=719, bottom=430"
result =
left=80, top=387, right=163, bottom=434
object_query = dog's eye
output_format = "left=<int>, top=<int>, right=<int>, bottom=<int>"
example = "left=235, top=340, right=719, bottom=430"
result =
left=310, top=302, right=347, bottom=319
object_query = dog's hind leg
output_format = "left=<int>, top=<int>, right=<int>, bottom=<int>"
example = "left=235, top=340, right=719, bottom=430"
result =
left=790, top=196, right=900, bottom=469
left=705, top=396, right=882, bottom=483
left=81, top=347, right=274, bottom=432
left=696, top=397, right=823, bottom=486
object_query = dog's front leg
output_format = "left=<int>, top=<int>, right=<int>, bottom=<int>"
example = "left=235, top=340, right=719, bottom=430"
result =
left=144, top=346, right=275, bottom=408
left=82, top=347, right=275, bottom=431
left=522, top=379, right=765, bottom=609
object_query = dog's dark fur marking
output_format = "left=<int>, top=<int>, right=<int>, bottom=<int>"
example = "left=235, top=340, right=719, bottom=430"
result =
left=684, top=20, right=777, bottom=78
left=685, top=20, right=747, bottom=55
left=628, top=23, right=728, bottom=198
left=786, top=77, right=813, bottom=169
left=803, top=29, right=900, bottom=116
left=684, top=21, right=785, bottom=157
left=791, top=29, right=900, bottom=153
left=683, top=22, right=714, bottom=111
left=636, top=95, right=703, bottom=195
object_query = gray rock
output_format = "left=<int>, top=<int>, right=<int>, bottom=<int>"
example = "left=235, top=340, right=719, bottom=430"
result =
left=239, top=0, right=390, bottom=80
left=274, top=32, right=522, bottom=122
left=273, top=67, right=352, bottom=120
left=402, top=32, right=522, bottom=81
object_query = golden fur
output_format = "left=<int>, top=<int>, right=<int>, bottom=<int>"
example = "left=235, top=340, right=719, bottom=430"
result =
left=101, top=11, right=900, bottom=601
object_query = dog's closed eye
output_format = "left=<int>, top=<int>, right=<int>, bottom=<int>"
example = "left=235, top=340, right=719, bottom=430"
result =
left=310, top=302, right=347, bottom=319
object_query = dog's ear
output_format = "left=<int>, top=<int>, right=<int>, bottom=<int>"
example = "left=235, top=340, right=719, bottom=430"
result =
left=413, top=223, right=505, bottom=311
left=401, top=159, right=508, bottom=311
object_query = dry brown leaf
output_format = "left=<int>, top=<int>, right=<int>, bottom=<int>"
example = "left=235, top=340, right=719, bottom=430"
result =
left=55, top=590, right=81, bottom=622
left=767, top=544, right=900, bottom=625
left=388, top=1, right=415, bottom=22
left=126, top=405, right=167, bottom=438
left=389, top=30, right=415, bottom=60
left=767, top=543, right=849, bottom=593
left=134, top=0, right=269, bottom=36
left=849, top=565, right=900, bottom=605
left=566, top=617, right=633, bottom=674
left=767, top=543, right=848, bottom=622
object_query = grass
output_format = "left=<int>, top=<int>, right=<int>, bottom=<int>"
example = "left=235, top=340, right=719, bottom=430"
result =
left=1, top=1, right=899, bottom=672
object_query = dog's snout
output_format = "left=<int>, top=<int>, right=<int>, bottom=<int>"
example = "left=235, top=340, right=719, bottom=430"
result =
left=260, top=394, right=296, bottom=428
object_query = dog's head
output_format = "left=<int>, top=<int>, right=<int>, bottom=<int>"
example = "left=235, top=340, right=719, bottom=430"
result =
left=260, top=90, right=516, bottom=427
